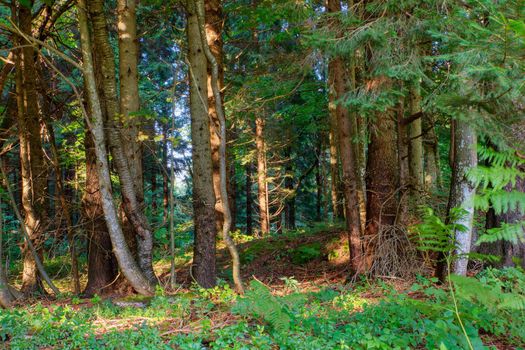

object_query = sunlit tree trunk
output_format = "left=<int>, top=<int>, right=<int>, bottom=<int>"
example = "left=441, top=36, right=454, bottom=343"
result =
left=204, top=0, right=226, bottom=233
left=187, top=0, right=217, bottom=288
left=15, top=4, right=48, bottom=295
left=77, top=0, right=154, bottom=296
left=256, top=117, right=269, bottom=235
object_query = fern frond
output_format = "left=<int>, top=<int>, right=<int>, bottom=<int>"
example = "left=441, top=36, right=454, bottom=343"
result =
left=468, top=166, right=524, bottom=190
left=478, top=146, right=524, bottom=168
left=233, top=280, right=293, bottom=333
left=475, top=189, right=525, bottom=215
left=476, top=221, right=525, bottom=245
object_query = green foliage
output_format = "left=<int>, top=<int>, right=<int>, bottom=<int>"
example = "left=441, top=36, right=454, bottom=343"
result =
left=476, top=222, right=525, bottom=245
left=412, top=207, right=464, bottom=253
left=2, top=269, right=525, bottom=348
left=288, top=242, right=322, bottom=265
left=233, top=280, right=294, bottom=333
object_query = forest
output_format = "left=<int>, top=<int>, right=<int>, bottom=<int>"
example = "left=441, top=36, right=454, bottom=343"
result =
left=0, top=0, right=524, bottom=348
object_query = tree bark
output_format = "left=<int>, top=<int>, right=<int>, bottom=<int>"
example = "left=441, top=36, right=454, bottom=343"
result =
left=187, top=0, right=217, bottom=288
left=328, top=69, right=344, bottom=221
left=117, top=0, right=143, bottom=203
left=204, top=0, right=226, bottom=233
left=77, top=0, right=154, bottom=296
left=197, top=0, right=243, bottom=292
left=408, top=82, right=424, bottom=199
left=83, top=129, right=118, bottom=296
left=326, top=0, right=363, bottom=272
left=448, top=119, right=477, bottom=276
left=365, top=95, right=399, bottom=270
left=89, top=0, right=156, bottom=284
left=424, top=116, right=440, bottom=192
left=256, top=117, right=269, bottom=235
left=245, top=163, right=253, bottom=234
left=15, top=4, right=48, bottom=295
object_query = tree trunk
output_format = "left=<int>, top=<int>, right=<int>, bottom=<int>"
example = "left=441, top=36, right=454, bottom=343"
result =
left=315, top=139, right=322, bottom=221
left=197, top=0, right=243, bottom=292
left=118, top=0, right=144, bottom=203
left=284, top=146, right=296, bottom=230
left=187, top=0, right=217, bottom=288
left=245, top=163, right=253, bottom=234
left=448, top=119, right=477, bottom=276
left=204, top=0, right=226, bottom=233
left=163, top=124, right=170, bottom=223
left=424, top=116, right=440, bottom=192
left=89, top=0, right=156, bottom=284
left=397, top=99, right=409, bottom=225
left=83, top=129, right=118, bottom=296
left=326, top=0, right=363, bottom=272
left=15, top=4, right=48, bottom=295
left=77, top=0, right=154, bottom=296
left=256, top=117, right=269, bottom=235
left=328, top=69, right=344, bottom=221
left=365, top=101, right=399, bottom=270
left=408, top=82, right=424, bottom=199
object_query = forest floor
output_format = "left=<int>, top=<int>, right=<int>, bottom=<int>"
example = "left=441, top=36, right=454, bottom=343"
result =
left=1, top=224, right=524, bottom=349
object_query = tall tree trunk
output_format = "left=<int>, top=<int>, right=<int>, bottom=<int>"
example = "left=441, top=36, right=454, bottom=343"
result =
left=424, top=116, right=440, bottom=192
left=187, top=0, right=217, bottom=288
left=408, top=82, right=424, bottom=199
left=315, top=139, right=322, bottom=221
left=204, top=0, right=226, bottom=233
left=163, top=124, right=170, bottom=223
left=328, top=69, right=343, bottom=221
left=77, top=0, right=154, bottom=296
left=326, top=0, right=363, bottom=272
left=284, top=146, right=296, bottom=230
left=118, top=0, right=143, bottom=203
left=365, top=98, right=399, bottom=270
left=245, top=163, right=253, bottom=234
left=256, top=117, right=269, bottom=235
left=448, top=119, right=477, bottom=276
left=89, top=0, right=156, bottom=284
left=15, top=4, right=48, bottom=295
left=397, top=99, right=409, bottom=225
left=83, top=130, right=118, bottom=296
left=197, top=0, right=243, bottom=292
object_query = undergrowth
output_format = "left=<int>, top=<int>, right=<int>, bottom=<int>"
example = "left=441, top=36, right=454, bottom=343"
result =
left=1, top=267, right=524, bottom=349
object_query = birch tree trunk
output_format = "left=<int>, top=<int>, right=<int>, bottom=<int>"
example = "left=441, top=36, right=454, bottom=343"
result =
left=448, top=119, right=477, bottom=276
